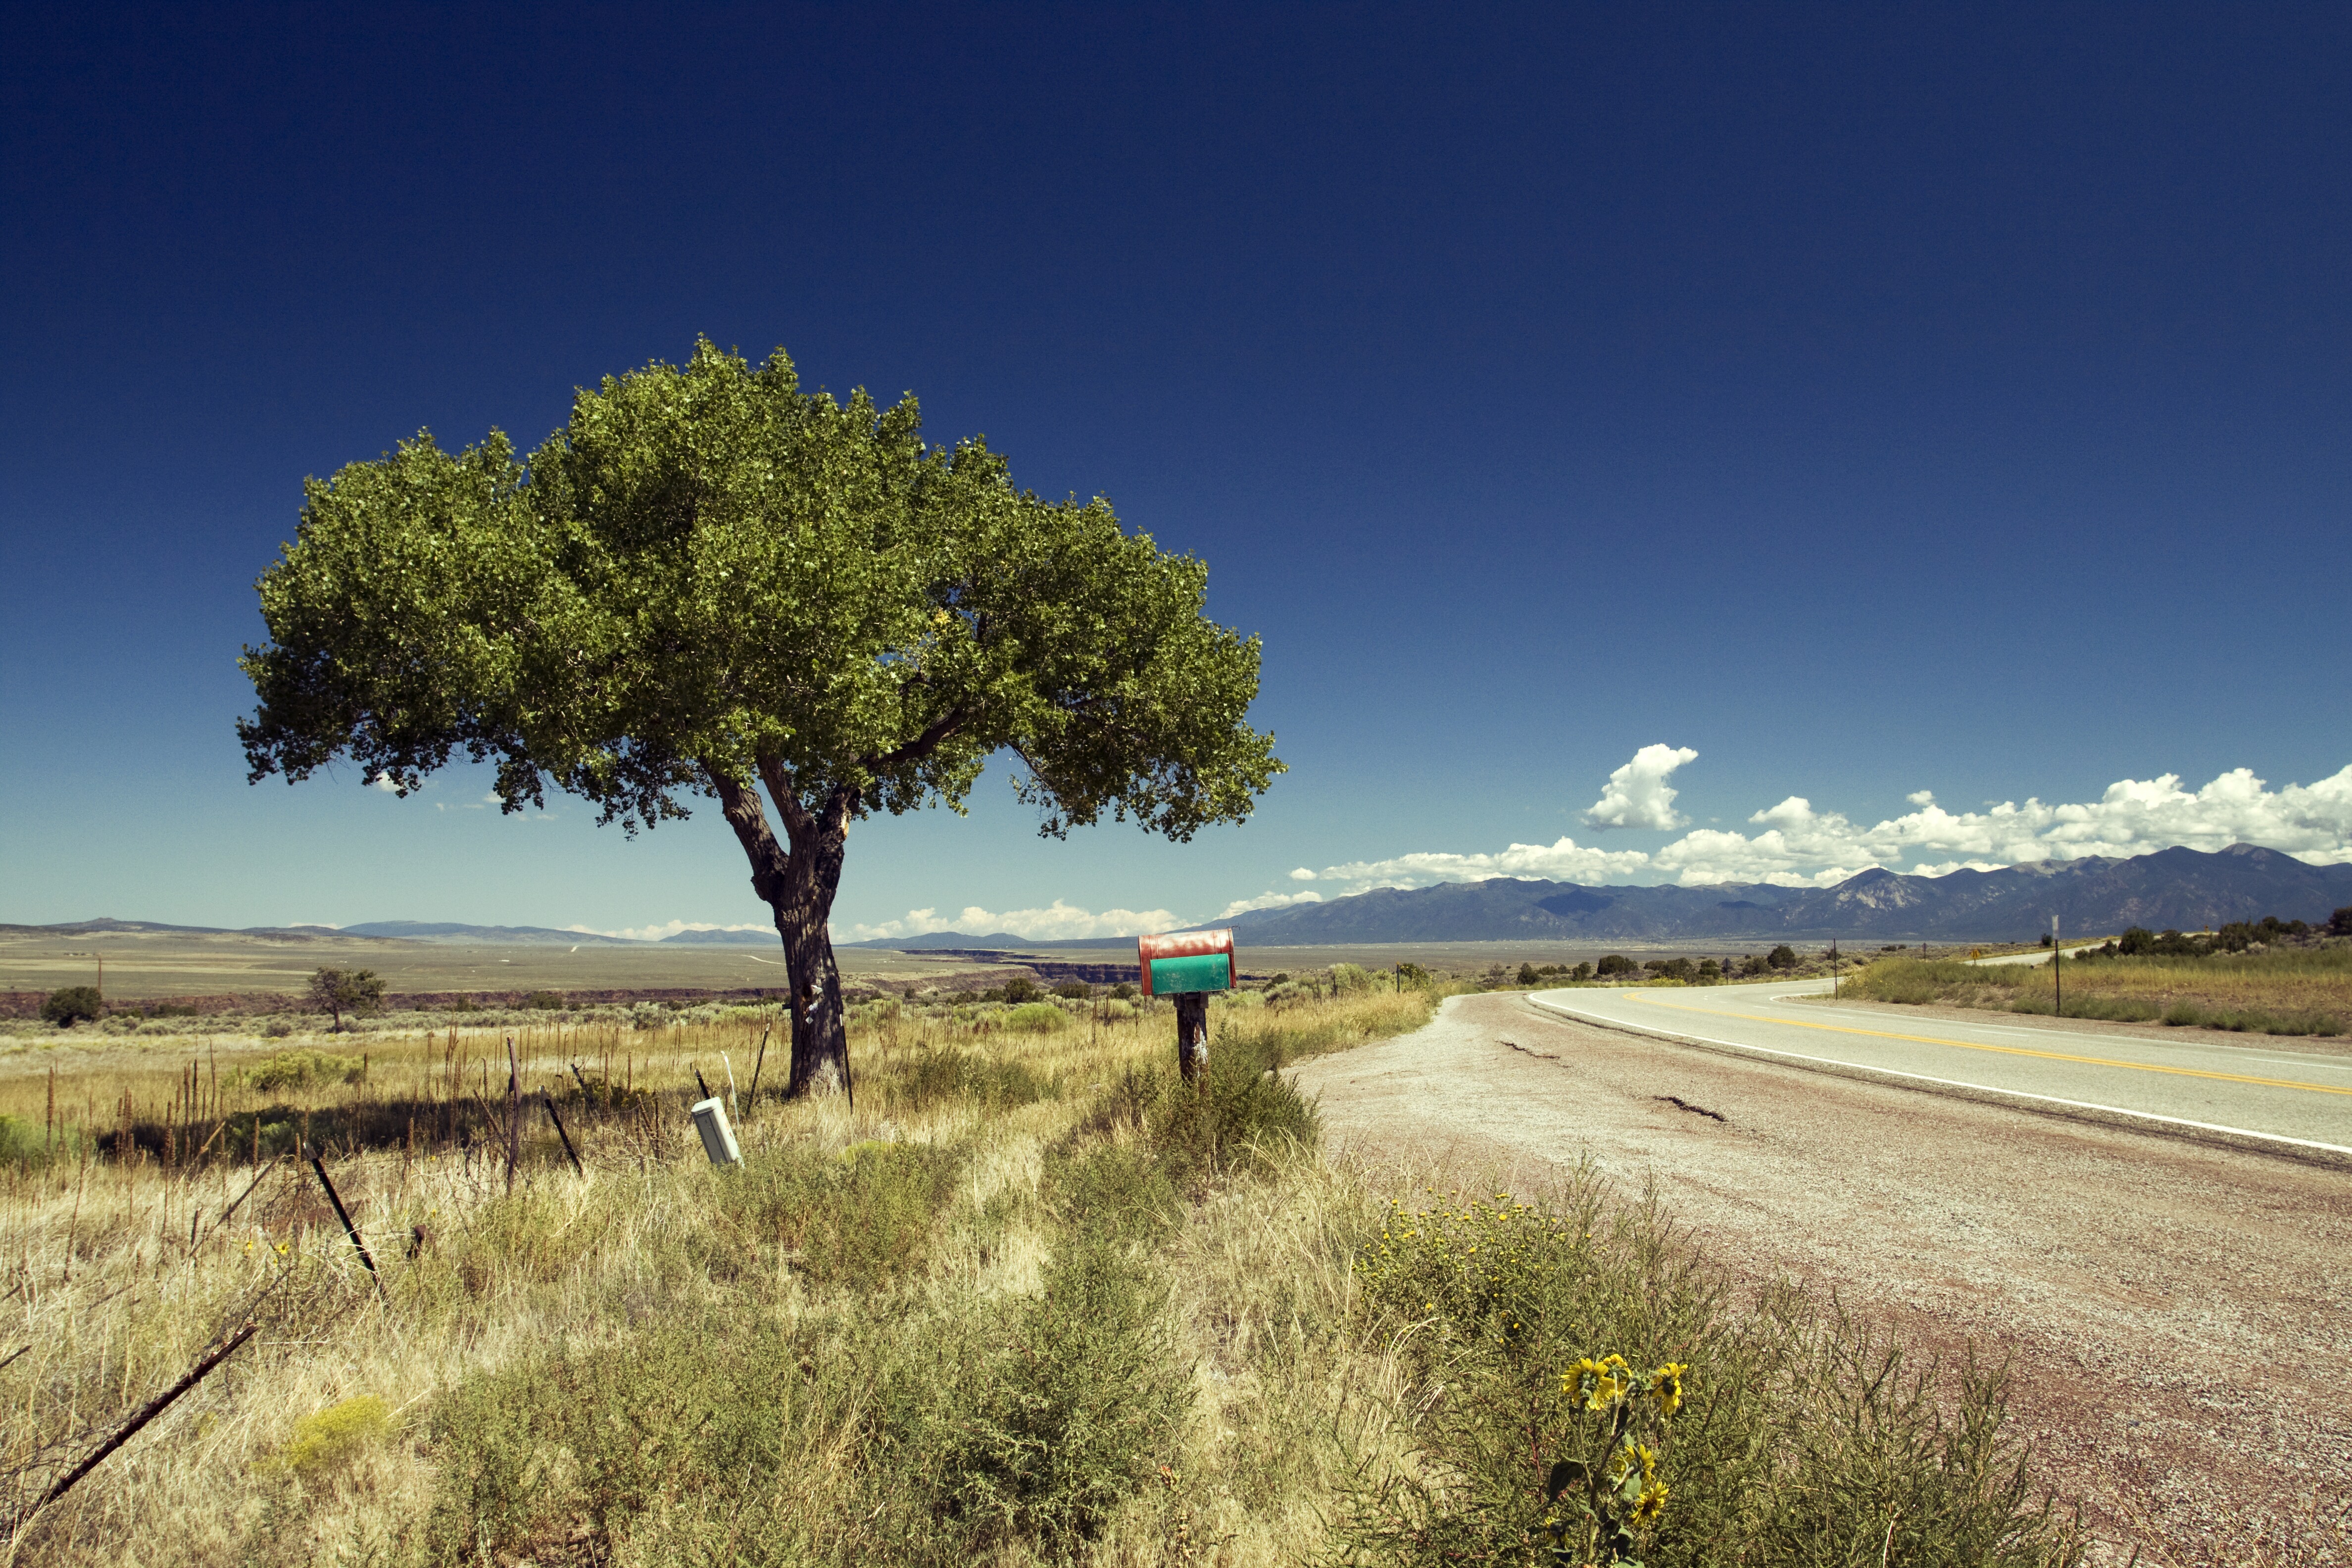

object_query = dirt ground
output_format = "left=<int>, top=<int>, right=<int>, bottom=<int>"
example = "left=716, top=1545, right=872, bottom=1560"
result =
left=1293, top=993, right=2352, bottom=1567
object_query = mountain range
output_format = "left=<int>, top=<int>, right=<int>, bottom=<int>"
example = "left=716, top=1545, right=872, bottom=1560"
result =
left=11, top=845, right=2348, bottom=953
left=1206, top=843, right=2352, bottom=945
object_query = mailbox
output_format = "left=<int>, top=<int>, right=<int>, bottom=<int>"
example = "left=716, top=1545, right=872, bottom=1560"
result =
left=1138, top=929, right=1236, bottom=996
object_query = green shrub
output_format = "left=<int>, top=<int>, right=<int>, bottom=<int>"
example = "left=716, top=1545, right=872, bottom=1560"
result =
left=41, top=986, right=103, bottom=1027
left=888, top=1045, right=1054, bottom=1114
left=277, top=1395, right=391, bottom=1478
left=1046, top=1136, right=1181, bottom=1247
left=1342, top=1190, right=2077, bottom=1568
left=1144, top=1032, right=1318, bottom=1190
left=1000, top=976, right=1042, bottom=1004
left=1003, top=1001, right=1068, bottom=1033
left=2008, top=994, right=2161, bottom=1023
left=2156, top=1001, right=2343, bottom=1036
left=718, top=1139, right=964, bottom=1285
left=424, top=1308, right=811, bottom=1564
left=1596, top=955, right=1636, bottom=978
left=1052, top=980, right=1093, bottom=1000
left=929, top=1236, right=1188, bottom=1552
left=1766, top=944, right=1798, bottom=970
left=244, top=1050, right=363, bottom=1092
left=0, top=1113, right=87, bottom=1170
left=524, top=990, right=565, bottom=1010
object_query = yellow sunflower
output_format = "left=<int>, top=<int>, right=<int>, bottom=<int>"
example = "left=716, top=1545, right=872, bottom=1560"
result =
left=1649, top=1362, right=1688, bottom=1417
left=1563, top=1357, right=1615, bottom=1411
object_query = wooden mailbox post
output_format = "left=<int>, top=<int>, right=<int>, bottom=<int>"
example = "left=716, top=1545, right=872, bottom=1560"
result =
left=1137, top=929, right=1235, bottom=1085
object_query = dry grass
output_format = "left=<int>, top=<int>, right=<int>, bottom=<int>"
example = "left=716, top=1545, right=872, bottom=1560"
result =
left=0, top=987, right=1429, bottom=1565
left=0, top=980, right=2080, bottom=1566
left=1843, top=948, right=2351, bottom=1035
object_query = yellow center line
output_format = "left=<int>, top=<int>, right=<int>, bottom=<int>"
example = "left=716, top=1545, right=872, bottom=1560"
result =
left=1615, top=991, right=2352, bottom=1099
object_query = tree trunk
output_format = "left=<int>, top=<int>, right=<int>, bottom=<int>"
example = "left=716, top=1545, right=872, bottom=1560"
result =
left=708, top=761, right=855, bottom=1101
left=1175, top=992, right=1209, bottom=1085
left=775, top=839, right=851, bottom=1099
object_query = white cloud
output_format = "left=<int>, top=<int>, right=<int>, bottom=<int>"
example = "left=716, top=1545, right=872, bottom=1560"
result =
left=566, top=919, right=769, bottom=942
left=1641, top=764, right=2352, bottom=884
left=1214, top=889, right=1324, bottom=921
left=370, top=773, right=400, bottom=793
left=1307, top=836, right=1657, bottom=891
left=1583, top=744, right=1700, bottom=831
left=835, top=901, right=1177, bottom=943
left=1264, top=761, right=2352, bottom=898
left=1287, top=867, right=1318, bottom=882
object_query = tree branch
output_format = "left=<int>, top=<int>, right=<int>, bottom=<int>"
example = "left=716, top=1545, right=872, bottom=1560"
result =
left=754, top=755, right=815, bottom=842
left=821, top=781, right=866, bottom=836
left=860, top=701, right=974, bottom=775
left=705, top=763, right=790, bottom=907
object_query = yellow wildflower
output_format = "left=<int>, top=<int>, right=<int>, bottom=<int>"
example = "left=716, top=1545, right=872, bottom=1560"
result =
left=1632, top=1482, right=1669, bottom=1522
left=1649, top=1362, right=1687, bottom=1417
left=1564, top=1357, right=1628, bottom=1412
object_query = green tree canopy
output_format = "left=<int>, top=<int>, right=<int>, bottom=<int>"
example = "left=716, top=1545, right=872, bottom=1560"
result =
left=307, top=967, right=387, bottom=1031
left=241, top=340, right=1281, bottom=1093
left=41, top=987, right=103, bottom=1028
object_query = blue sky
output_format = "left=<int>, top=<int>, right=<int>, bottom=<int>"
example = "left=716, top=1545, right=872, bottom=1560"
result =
left=3, top=4, right=2348, bottom=941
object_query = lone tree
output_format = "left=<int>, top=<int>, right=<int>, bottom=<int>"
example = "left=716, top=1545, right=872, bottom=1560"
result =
left=241, top=341, right=1280, bottom=1097
left=307, top=967, right=387, bottom=1031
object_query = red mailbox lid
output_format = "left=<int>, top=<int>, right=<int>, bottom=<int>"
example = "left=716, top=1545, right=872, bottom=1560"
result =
left=1137, top=929, right=1236, bottom=964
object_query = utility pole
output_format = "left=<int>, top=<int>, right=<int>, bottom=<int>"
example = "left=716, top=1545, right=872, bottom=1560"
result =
left=2051, top=914, right=2061, bottom=1018
left=64, top=951, right=103, bottom=994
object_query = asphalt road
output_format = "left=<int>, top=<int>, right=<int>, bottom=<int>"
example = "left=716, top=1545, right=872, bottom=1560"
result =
left=1528, top=979, right=2352, bottom=1159
left=1291, top=994, right=2352, bottom=1560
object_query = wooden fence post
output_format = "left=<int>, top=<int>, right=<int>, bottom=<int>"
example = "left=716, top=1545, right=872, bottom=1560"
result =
left=505, top=1034, right=521, bottom=1194
left=1175, top=993, right=1209, bottom=1085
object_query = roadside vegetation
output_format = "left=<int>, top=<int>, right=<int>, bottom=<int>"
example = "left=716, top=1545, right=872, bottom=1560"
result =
left=0, top=971, right=2083, bottom=1566
left=1842, top=924, right=2351, bottom=1038
left=1492, top=944, right=1875, bottom=990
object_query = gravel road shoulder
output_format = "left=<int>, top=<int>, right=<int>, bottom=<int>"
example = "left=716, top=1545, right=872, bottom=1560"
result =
left=1294, top=993, right=2352, bottom=1566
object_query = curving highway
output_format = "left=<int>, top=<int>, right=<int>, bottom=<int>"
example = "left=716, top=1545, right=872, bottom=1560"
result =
left=1528, top=979, right=2352, bottom=1159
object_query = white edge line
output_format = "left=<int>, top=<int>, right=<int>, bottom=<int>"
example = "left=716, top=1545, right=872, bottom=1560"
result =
left=1525, top=994, right=2352, bottom=1161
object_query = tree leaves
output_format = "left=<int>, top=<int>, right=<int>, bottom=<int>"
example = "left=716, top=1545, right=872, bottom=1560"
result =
left=240, top=339, right=1282, bottom=838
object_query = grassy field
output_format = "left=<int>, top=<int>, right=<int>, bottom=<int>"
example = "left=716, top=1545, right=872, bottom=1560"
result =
left=0, top=981, right=2079, bottom=1566
left=1841, top=945, right=2352, bottom=1036
left=0, top=928, right=1004, bottom=1005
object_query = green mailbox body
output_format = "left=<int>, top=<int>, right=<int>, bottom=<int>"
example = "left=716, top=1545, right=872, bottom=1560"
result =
left=1138, top=929, right=1236, bottom=996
